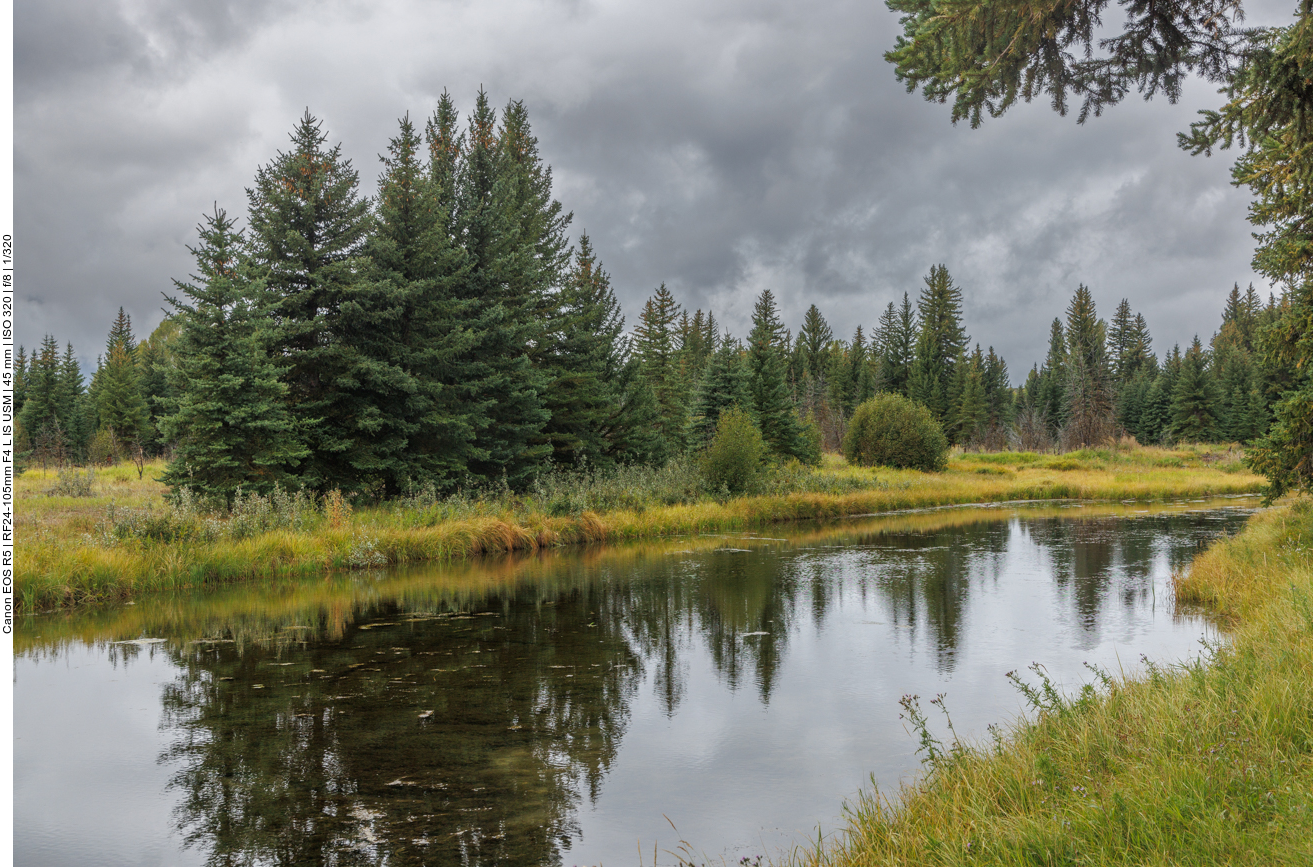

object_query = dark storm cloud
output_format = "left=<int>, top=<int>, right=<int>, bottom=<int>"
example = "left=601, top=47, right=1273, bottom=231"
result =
left=15, top=0, right=1282, bottom=376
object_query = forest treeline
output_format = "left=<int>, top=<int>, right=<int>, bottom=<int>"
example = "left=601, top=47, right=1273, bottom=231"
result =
left=11, top=97, right=1301, bottom=501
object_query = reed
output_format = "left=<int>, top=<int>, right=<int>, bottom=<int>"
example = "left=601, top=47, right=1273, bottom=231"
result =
left=15, top=444, right=1264, bottom=612
left=792, top=497, right=1313, bottom=867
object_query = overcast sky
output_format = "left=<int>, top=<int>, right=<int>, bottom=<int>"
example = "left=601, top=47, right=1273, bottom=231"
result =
left=15, top=0, right=1296, bottom=378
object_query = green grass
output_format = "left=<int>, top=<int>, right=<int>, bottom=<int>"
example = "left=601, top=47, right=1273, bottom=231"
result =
left=792, top=496, right=1313, bottom=867
left=15, top=444, right=1264, bottom=613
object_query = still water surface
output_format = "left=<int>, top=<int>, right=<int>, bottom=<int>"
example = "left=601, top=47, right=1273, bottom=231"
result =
left=15, top=500, right=1256, bottom=866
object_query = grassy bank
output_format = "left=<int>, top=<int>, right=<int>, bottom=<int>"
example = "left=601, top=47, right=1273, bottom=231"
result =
left=795, top=497, right=1313, bottom=866
left=16, top=443, right=1262, bottom=613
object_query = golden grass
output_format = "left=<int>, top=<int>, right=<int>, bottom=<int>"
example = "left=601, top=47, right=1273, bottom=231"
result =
left=15, top=445, right=1264, bottom=613
left=793, top=497, right=1313, bottom=867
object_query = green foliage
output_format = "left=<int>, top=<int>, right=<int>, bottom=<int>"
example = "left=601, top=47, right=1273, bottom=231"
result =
left=910, top=264, right=967, bottom=424
left=877, top=293, right=916, bottom=398
left=692, top=334, right=753, bottom=447
left=700, top=406, right=767, bottom=495
left=95, top=324, right=147, bottom=446
left=162, top=207, right=308, bottom=503
left=798, top=304, right=833, bottom=378
left=1247, top=281, right=1313, bottom=498
left=45, top=468, right=96, bottom=498
left=843, top=393, right=949, bottom=472
left=1169, top=336, right=1220, bottom=442
left=634, top=283, right=690, bottom=455
left=748, top=289, right=809, bottom=461
left=885, top=0, right=1245, bottom=127
left=244, top=110, right=375, bottom=493
left=537, top=234, right=628, bottom=469
left=351, top=111, right=479, bottom=495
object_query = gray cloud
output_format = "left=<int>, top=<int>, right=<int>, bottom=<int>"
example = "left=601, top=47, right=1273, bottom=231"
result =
left=16, top=0, right=1284, bottom=377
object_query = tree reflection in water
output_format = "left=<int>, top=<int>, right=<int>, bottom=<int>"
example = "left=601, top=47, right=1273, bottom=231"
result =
left=110, top=506, right=1251, bottom=867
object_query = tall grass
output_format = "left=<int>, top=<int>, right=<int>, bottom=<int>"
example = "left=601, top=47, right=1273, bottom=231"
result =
left=793, top=497, right=1313, bottom=867
left=15, top=445, right=1265, bottom=613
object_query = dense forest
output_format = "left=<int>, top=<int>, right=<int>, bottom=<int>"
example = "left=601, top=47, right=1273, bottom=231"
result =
left=11, top=96, right=1303, bottom=500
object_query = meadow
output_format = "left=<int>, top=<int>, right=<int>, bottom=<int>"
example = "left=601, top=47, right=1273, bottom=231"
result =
left=15, top=443, right=1262, bottom=613
left=792, top=495, right=1313, bottom=867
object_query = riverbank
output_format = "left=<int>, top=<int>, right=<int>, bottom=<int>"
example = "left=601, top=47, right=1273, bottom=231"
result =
left=16, top=443, right=1262, bottom=613
left=796, top=496, right=1313, bottom=866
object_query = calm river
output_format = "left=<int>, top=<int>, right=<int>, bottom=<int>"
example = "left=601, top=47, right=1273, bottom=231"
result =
left=15, top=498, right=1257, bottom=866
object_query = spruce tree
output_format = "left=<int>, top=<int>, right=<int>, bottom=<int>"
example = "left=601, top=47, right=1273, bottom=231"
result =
left=352, top=112, right=481, bottom=494
left=95, top=311, right=146, bottom=447
left=878, top=293, right=916, bottom=397
left=946, top=346, right=987, bottom=445
left=1169, top=336, right=1220, bottom=442
left=14, top=346, right=28, bottom=416
left=692, top=335, right=753, bottom=447
left=602, top=350, right=667, bottom=466
left=59, top=342, right=92, bottom=459
left=244, top=110, right=374, bottom=492
left=1247, top=280, right=1313, bottom=497
left=455, top=92, right=552, bottom=486
left=846, top=325, right=876, bottom=413
left=1140, top=345, right=1182, bottom=444
left=18, top=336, right=63, bottom=452
left=633, top=283, right=689, bottom=454
left=1037, top=317, right=1068, bottom=434
left=138, top=320, right=179, bottom=455
left=982, top=346, right=1013, bottom=434
left=537, top=234, right=627, bottom=468
left=162, top=207, right=308, bottom=500
left=1061, top=285, right=1116, bottom=449
left=799, top=304, right=833, bottom=378
left=748, top=289, right=808, bottom=460
left=910, top=265, right=967, bottom=423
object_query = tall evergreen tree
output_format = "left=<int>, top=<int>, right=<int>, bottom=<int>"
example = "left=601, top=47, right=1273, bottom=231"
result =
left=633, top=283, right=689, bottom=455
left=454, top=92, right=552, bottom=486
left=138, top=319, right=180, bottom=455
left=353, top=112, right=481, bottom=494
left=982, top=346, right=1013, bottom=434
left=162, top=207, right=308, bottom=500
left=748, top=289, right=808, bottom=460
left=910, top=265, right=967, bottom=422
left=878, top=292, right=916, bottom=398
left=1140, top=345, right=1182, bottom=445
left=691, top=335, right=753, bottom=446
left=18, top=336, right=64, bottom=455
left=1247, top=280, right=1313, bottom=497
left=1107, top=298, right=1138, bottom=388
left=14, top=345, right=28, bottom=416
left=1037, top=317, right=1068, bottom=435
left=846, top=325, right=877, bottom=412
left=947, top=346, right=987, bottom=445
left=799, top=304, right=833, bottom=378
left=1061, top=285, right=1116, bottom=448
left=95, top=310, right=147, bottom=445
left=538, top=234, right=628, bottom=468
left=1169, top=336, right=1220, bottom=442
left=244, top=110, right=374, bottom=492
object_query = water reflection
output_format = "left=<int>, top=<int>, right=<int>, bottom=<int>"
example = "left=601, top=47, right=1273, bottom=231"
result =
left=15, top=500, right=1256, bottom=867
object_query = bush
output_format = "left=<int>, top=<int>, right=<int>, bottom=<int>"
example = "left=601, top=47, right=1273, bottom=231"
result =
left=700, top=406, right=767, bottom=494
left=843, top=393, right=949, bottom=471
left=46, top=468, right=97, bottom=498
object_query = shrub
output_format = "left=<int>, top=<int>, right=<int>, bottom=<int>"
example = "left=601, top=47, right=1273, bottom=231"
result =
left=46, top=469, right=97, bottom=498
left=700, top=406, right=767, bottom=494
left=843, top=394, right=949, bottom=471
